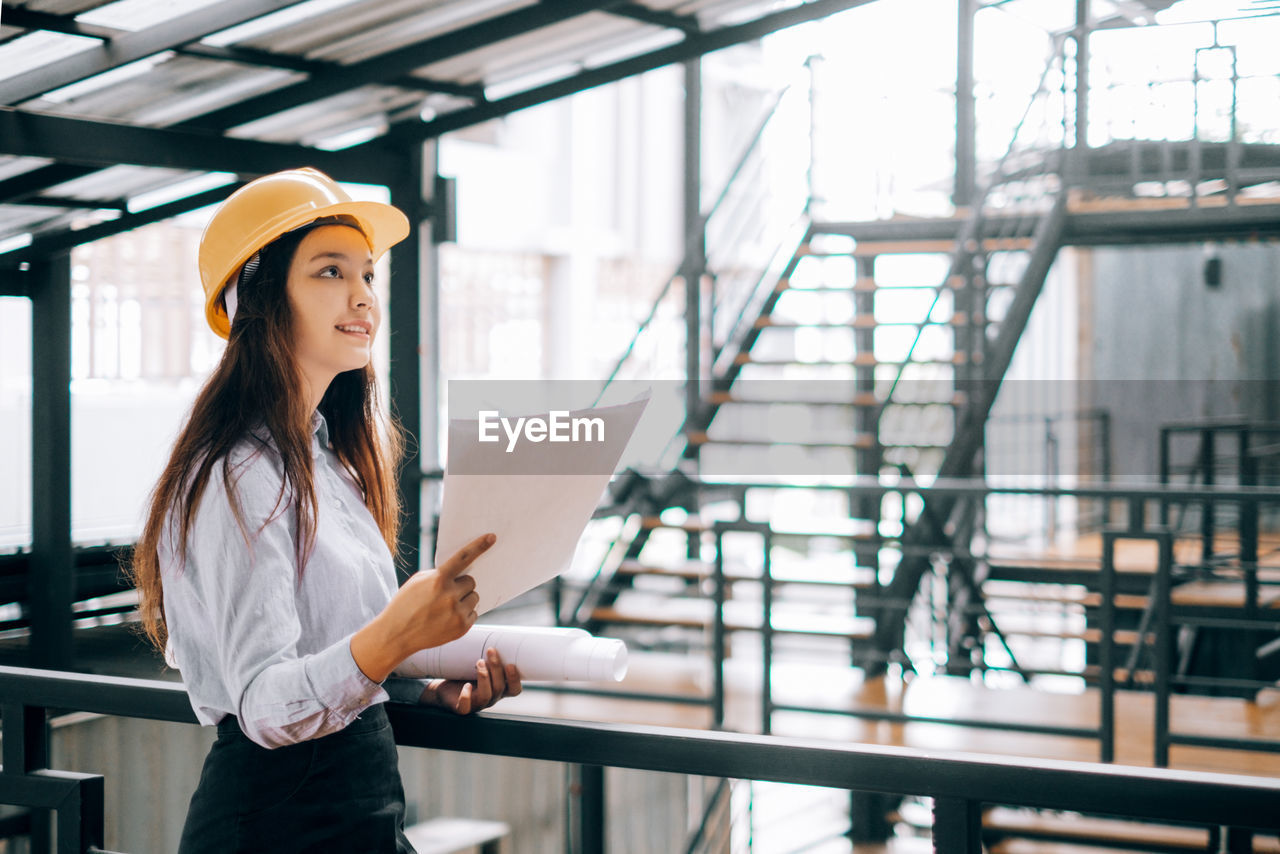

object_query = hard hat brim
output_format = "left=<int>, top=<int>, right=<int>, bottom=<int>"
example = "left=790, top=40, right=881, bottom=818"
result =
left=204, top=199, right=410, bottom=339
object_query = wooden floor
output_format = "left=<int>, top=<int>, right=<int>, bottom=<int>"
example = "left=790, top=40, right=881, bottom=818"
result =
left=989, top=530, right=1280, bottom=574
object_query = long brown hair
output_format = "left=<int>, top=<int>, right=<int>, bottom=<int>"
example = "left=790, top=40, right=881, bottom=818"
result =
left=128, top=223, right=404, bottom=655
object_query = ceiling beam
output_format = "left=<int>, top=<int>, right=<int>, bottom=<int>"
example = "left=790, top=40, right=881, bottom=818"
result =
left=608, top=2, right=702, bottom=33
left=176, top=0, right=625, bottom=133
left=374, top=0, right=877, bottom=147
left=0, top=108, right=392, bottom=185
left=0, top=0, right=316, bottom=105
left=0, top=5, right=119, bottom=40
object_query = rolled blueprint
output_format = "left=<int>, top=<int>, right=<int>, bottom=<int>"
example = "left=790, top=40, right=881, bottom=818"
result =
left=394, top=625, right=628, bottom=682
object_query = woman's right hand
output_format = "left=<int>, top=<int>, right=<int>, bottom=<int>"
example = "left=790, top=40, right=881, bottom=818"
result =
left=351, top=533, right=495, bottom=683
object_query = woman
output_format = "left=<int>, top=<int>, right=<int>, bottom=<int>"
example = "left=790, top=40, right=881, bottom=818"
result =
left=128, top=168, right=520, bottom=852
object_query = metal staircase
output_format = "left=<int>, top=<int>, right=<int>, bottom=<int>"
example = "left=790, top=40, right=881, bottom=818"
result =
left=560, top=44, right=1075, bottom=703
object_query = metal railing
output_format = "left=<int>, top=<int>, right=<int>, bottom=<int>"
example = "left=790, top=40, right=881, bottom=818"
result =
left=3, top=664, right=1280, bottom=854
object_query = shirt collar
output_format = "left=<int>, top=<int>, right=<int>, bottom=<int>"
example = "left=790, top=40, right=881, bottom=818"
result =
left=311, top=410, right=330, bottom=458
left=245, top=412, right=330, bottom=458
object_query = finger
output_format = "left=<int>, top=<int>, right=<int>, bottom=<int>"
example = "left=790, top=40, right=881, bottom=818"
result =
left=438, top=533, right=496, bottom=579
left=455, top=574, right=477, bottom=595
left=505, top=664, right=523, bottom=697
left=485, top=648, right=507, bottom=697
left=472, top=659, right=494, bottom=708
left=460, top=590, right=480, bottom=612
left=455, top=682, right=472, bottom=715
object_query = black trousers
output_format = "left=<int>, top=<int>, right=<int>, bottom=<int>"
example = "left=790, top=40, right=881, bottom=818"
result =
left=179, top=704, right=416, bottom=853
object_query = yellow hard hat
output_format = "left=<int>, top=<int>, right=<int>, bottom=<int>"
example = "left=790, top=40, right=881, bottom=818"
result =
left=198, top=167, right=410, bottom=339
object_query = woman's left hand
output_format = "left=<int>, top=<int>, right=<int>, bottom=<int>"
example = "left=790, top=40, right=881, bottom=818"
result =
left=421, top=647, right=523, bottom=715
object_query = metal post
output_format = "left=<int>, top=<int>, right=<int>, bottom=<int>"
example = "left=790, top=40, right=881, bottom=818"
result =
left=712, top=526, right=726, bottom=729
left=1158, top=426, right=1170, bottom=526
left=1099, top=410, right=1112, bottom=524
left=389, top=144, right=435, bottom=576
left=576, top=764, right=605, bottom=854
left=932, top=797, right=982, bottom=854
left=955, top=0, right=977, bottom=209
left=1072, top=0, right=1091, bottom=178
left=1239, top=429, right=1258, bottom=616
left=29, top=253, right=74, bottom=670
left=761, top=530, right=774, bottom=736
left=1154, top=530, right=1173, bottom=768
left=1099, top=532, right=1116, bottom=763
left=4, top=700, right=52, bottom=852
left=1201, top=427, right=1215, bottom=564
left=683, top=58, right=705, bottom=450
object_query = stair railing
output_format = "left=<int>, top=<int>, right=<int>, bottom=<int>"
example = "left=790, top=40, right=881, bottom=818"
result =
left=593, top=79, right=801, bottom=408
left=876, top=37, right=1069, bottom=420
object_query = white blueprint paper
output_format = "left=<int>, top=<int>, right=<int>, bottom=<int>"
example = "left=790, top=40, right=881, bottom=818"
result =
left=434, top=395, right=649, bottom=614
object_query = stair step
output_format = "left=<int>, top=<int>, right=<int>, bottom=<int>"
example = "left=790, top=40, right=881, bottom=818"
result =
left=686, top=431, right=878, bottom=450
left=591, top=600, right=876, bottom=639
left=983, top=806, right=1213, bottom=853
left=798, top=237, right=1033, bottom=256
left=981, top=581, right=1149, bottom=611
left=990, top=627, right=1151, bottom=646
left=734, top=352, right=976, bottom=367
left=617, top=559, right=877, bottom=588
left=638, top=517, right=882, bottom=543
left=404, top=818, right=509, bottom=854
left=752, top=316, right=982, bottom=330
left=776, top=276, right=995, bottom=293
left=707, top=391, right=968, bottom=407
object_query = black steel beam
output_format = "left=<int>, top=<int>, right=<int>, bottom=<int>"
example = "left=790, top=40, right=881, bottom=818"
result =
left=177, top=0, right=625, bottom=134
left=388, top=147, right=431, bottom=576
left=0, top=108, right=391, bottom=185
left=955, top=0, right=977, bottom=207
left=29, top=254, right=73, bottom=670
left=373, top=0, right=880, bottom=148
left=609, top=2, right=702, bottom=33
left=1063, top=203, right=1280, bottom=244
left=0, top=0, right=316, bottom=105
left=0, top=5, right=118, bottom=40
left=0, top=164, right=94, bottom=206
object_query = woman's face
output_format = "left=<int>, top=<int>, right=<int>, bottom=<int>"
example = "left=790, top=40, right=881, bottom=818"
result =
left=286, top=224, right=380, bottom=394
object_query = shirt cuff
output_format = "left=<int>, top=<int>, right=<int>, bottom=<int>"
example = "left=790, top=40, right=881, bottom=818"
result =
left=307, top=633, right=389, bottom=713
left=384, top=677, right=430, bottom=705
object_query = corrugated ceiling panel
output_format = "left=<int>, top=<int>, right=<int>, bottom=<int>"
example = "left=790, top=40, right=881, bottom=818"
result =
left=412, top=13, right=664, bottom=86
left=0, top=31, right=98, bottom=80
left=224, top=84, right=426, bottom=145
left=214, top=0, right=531, bottom=59
left=0, top=157, right=55, bottom=183
left=20, top=55, right=301, bottom=127
left=0, top=205, right=78, bottom=240
left=674, top=0, right=804, bottom=27
left=22, top=0, right=116, bottom=14
left=41, top=166, right=202, bottom=204
left=76, top=0, right=227, bottom=32
left=304, top=0, right=535, bottom=65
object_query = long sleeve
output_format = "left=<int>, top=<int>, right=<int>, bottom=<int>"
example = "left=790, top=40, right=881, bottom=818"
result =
left=162, top=441, right=392, bottom=749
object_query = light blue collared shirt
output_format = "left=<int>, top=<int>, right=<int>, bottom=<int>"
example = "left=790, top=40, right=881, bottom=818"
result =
left=160, top=412, right=426, bottom=748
